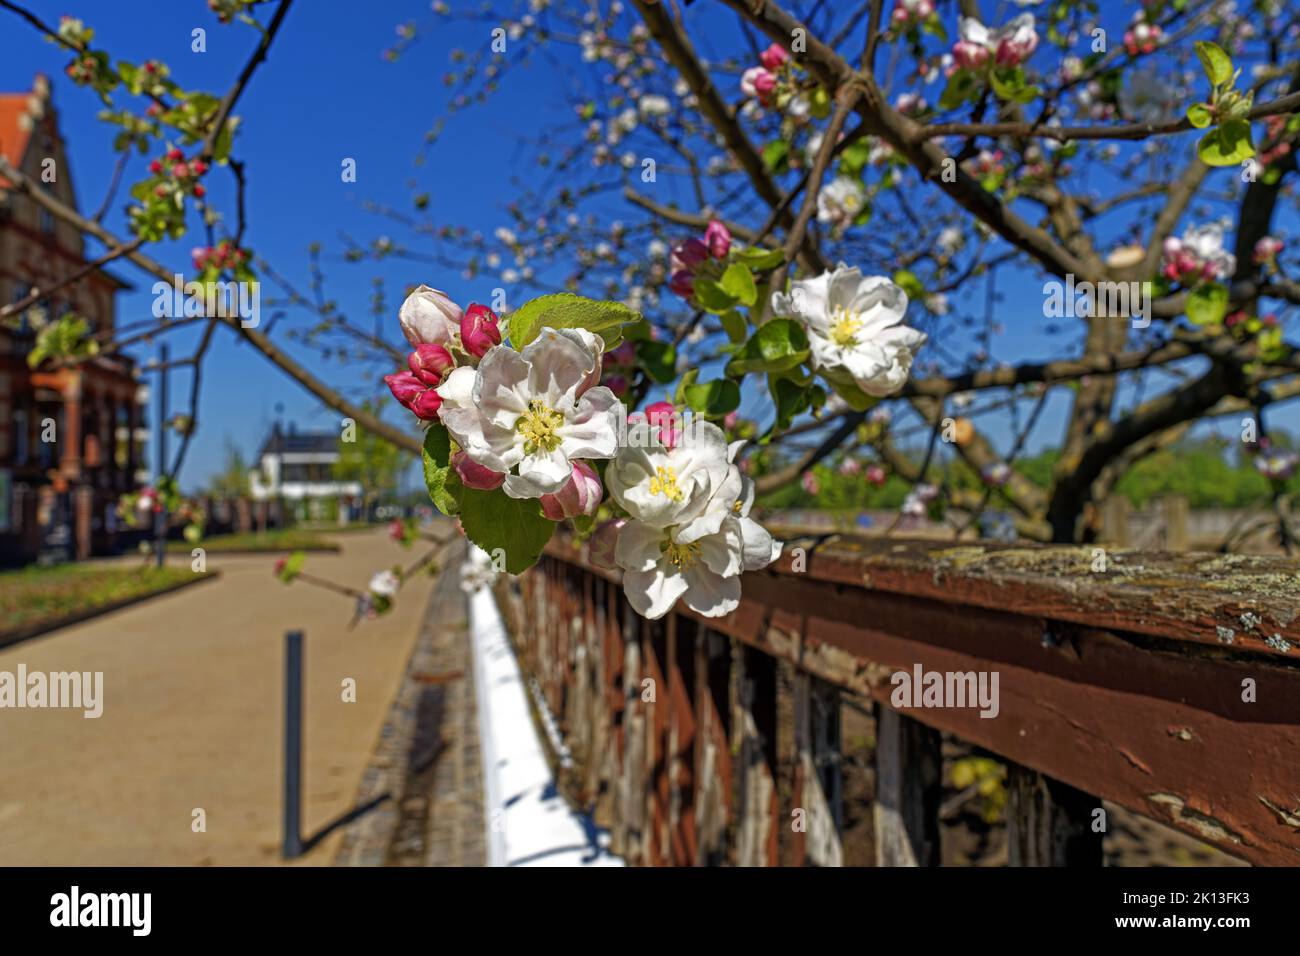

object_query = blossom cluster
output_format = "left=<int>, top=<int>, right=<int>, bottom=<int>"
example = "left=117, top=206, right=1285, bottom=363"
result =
left=951, top=14, right=1038, bottom=73
left=668, top=219, right=731, bottom=301
left=1161, top=222, right=1236, bottom=284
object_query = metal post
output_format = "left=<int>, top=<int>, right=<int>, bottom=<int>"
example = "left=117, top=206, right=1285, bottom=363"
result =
left=153, top=343, right=169, bottom=568
left=283, top=629, right=304, bottom=859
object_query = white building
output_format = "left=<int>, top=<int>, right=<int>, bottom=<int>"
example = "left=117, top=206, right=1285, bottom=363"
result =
left=249, top=423, right=362, bottom=521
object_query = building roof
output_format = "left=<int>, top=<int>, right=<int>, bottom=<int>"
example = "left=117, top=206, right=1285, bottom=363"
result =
left=0, top=75, right=46, bottom=187
left=259, top=423, right=340, bottom=458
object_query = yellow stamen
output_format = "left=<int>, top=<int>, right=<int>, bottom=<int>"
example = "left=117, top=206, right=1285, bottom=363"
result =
left=648, top=465, right=684, bottom=501
left=517, top=400, right=565, bottom=454
left=732, top=499, right=744, bottom=514
left=829, top=304, right=862, bottom=347
left=663, top=536, right=700, bottom=571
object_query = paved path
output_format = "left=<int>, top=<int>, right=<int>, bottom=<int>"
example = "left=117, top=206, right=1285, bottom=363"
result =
left=0, top=529, right=437, bottom=866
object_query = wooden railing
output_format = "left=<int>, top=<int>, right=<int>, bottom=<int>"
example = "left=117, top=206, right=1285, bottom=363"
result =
left=497, top=535, right=1300, bottom=866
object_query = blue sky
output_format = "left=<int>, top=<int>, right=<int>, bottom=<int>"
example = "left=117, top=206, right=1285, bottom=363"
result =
left=3, top=0, right=1293, bottom=490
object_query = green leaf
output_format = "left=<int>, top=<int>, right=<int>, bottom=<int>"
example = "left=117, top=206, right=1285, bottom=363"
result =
left=821, top=368, right=877, bottom=411
left=421, top=424, right=460, bottom=516
left=506, top=293, right=640, bottom=351
left=719, top=309, right=748, bottom=344
left=892, top=269, right=925, bottom=301
left=762, top=139, right=790, bottom=172
left=683, top=379, right=741, bottom=417
left=693, top=277, right=740, bottom=314
left=1185, top=102, right=1214, bottom=129
left=1197, top=119, right=1255, bottom=166
left=1194, top=40, right=1232, bottom=87
left=719, top=262, right=758, bottom=307
left=770, top=376, right=811, bottom=430
left=725, top=319, right=810, bottom=377
left=277, top=550, right=306, bottom=584
left=732, top=246, right=785, bottom=271
left=637, top=339, right=677, bottom=383
left=1186, top=282, right=1229, bottom=326
left=939, top=72, right=979, bottom=111
left=457, top=487, right=555, bottom=574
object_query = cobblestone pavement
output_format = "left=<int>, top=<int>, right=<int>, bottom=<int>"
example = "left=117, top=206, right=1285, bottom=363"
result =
left=334, top=539, right=486, bottom=866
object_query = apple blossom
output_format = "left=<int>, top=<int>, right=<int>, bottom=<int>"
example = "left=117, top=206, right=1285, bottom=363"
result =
left=540, top=460, right=603, bottom=520
left=816, top=176, right=868, bottom=233
left=609, top=427, right=780, bottom=619
left=400, top=284, right=463, bottom=348
left=369, top=569, right=400, bottom=599
left=1162, top=223, right=1236, bottom=284
left=435, top=327, right=621, bottom=498
left=741, top=66, right=776, bottom=104
left=865, top=464, right=887, bottom=487
left=384, top=369, right=443, bottom=421
left=1254, top=236, right=1284, bottom=263
left=771, top=265, right=927, bottom=397
left=952, top=14, right=1037, bottom=71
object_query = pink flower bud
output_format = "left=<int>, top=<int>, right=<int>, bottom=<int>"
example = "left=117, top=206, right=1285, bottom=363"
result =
left=671, top=237, right=709, bottom=270
left=408, top=388, right=443, bottom=421
left=724, top=411, right=740, bottom=430
left=645, top=400, right=681, bottom=448
left=408, top=343, right=455, bottom=386
left=388, top=519, right=404, bottom=541
left=610, top=341, right=636, bottom=366
left=172, top=163, right=190, bottom=179
left=759, top=43, right=789, bottom=71
left=704, top=219, right=731, bottom=259
left=383, top=370, right=426, bottom=406
left=952, top=40, right=990, bottom=71
left=866, top=465, right=887, bottom=487
left=460, top=303, right=502, bottom=358
left=669, top=269, right=696, bottom=299
left=588, top=518, right=626, bottom=570
left=452, top=451, right=506, bottom=490
left=540, top=460, right=603, bottom=520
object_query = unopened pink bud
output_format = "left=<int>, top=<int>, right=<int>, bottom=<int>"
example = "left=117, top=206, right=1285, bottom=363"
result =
left=588, top=518, right=625, bottom=569
left=408, top=343, right=455, bottom=386
left=460, top=303, right=502, bottom=358
left=669, top=270, right=695, bottom=299
left=672, top=237, right=709, bottom=270
left=540, top=461, right=603, bottom=520
left=759, top=43, right=789, bottom=71
left=452, top=451, right=505, bottom=490
left=704, top=219, right=731, bottom=259
left=409, top=388, right=443, bottom=421
left=952, top=40, right=990, bottom=71
left=384, top=370, right=426, bottom=406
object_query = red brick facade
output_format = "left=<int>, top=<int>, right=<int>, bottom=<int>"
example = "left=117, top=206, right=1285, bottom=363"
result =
left=0, top=75, right=144, bottom=564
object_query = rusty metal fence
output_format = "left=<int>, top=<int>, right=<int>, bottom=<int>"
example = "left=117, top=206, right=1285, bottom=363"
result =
left=496, top=535, right=1300, bottom=866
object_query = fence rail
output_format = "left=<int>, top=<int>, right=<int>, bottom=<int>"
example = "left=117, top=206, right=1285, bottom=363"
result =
left=497, top=535, right=1300, bottom=866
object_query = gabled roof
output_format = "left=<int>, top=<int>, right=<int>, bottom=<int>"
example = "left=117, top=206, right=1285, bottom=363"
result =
left=0, top=75, right=46, bottom=185
left=259, top=424, right=340, bottom=458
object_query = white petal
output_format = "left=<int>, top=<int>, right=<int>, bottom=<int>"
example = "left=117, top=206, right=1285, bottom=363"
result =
left=682, top=565, right=741, bottom=618
left=505, top=446, right=572, bottom=498
left=624, top=566, right=689, bottom=620
left=615, top=519, right=664, bottom=573
left=697, top=522, right=744, bottom=578
left=522, top=327, right=597, bottom=407
left=738, top=516, right=781, bottom=570
left=558, top=386, right=621, bottom=460
left=475, top=347, right=531, bottom=429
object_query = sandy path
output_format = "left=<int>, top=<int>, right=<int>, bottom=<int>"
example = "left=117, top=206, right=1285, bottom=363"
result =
left=0, top=528, right=436, bottom=866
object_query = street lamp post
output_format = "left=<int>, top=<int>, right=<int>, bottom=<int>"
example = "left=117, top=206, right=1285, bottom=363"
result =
left=153, top=343, right=168, bottom=569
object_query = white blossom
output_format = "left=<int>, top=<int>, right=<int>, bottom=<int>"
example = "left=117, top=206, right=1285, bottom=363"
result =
left=436, top=328, right=621, bottom=499
left=771, top=265, right=927, bottom=397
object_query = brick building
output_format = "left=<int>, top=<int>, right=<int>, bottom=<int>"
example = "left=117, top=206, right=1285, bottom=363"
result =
left=0, top=75, right=146, bottom=565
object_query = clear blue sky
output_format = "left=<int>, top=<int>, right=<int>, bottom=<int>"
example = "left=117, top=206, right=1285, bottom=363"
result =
left=4, top=0, right=1293, bottom=490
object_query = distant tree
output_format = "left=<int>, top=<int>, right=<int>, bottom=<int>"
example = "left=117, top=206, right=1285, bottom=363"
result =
left=332, top=402, right=402, bottom=516
left=207, top=436, right=251, bottom=498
